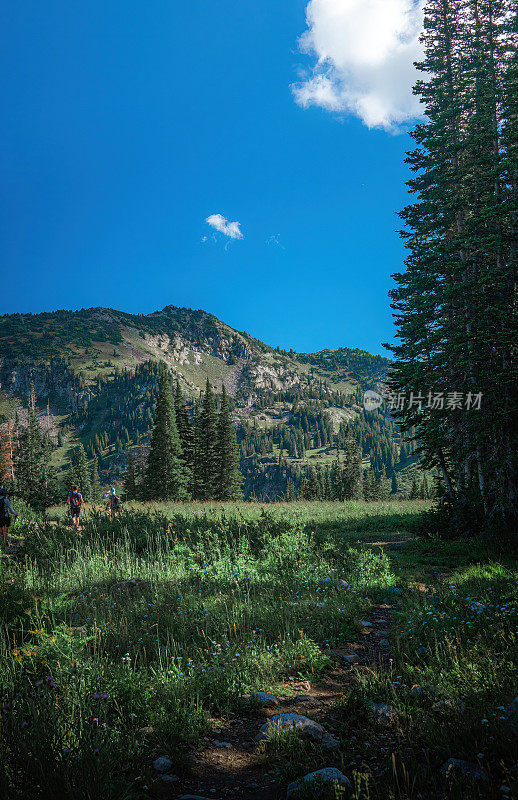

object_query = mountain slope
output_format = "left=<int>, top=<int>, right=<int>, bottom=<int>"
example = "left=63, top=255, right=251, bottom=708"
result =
left=0, top=305, right=413, bottom=499
left=0, top=304, right=388, bottom=397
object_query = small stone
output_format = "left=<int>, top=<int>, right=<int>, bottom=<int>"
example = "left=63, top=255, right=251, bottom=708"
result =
left=294, top=694, right=313, bottom=703
left=440, top=758, right=490, bottom=784
left=360, top=621, right=372, bottom=628
left=243, top=691, right=280, bottom=708
left=330, top=649, right=360, bottom=665
left=159, top=774, right=179, bottom=784
left=287, top=767, right=352, bottom=799
left=367, top=702, right=398, bottom=726
left=255, top=714, right=340, bottom=750
left=153, top=756, right=172, bottom=773
left=378, top=639, right=390, bottom=647
left=212, top=740, right=232, bottom=749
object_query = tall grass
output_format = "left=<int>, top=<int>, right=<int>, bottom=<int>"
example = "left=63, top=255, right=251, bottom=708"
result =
left=1, top=506, right=396, bottom=800
left=2, top=502, right=515, bottom=800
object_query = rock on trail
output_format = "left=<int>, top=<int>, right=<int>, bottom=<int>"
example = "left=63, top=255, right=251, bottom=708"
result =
left=255, top=714, right=340, bottom=750
left=287, top=767, right=352, bottom=798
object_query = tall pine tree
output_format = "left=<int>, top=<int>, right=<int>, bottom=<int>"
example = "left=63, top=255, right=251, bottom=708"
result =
left=387, top=0, right=517, bottom=532
left=174, top=380, right=195, bottom=493
left=143, top=365, right=189, bottom=500
left=195, top=379, right=219, bottom=500
left=216, top=386, right=243, bottom=500
left=16, top=410, right=57, bottom=510
left=68, top=443, right=91, bottom=500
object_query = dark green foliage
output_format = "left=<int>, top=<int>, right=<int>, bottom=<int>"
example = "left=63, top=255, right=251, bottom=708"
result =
left=68, top=443, right=91, bottom=501
left=387, top=0, right=518, bottom=533
left=123, top=452, right=137, bottom=500
left=14, top=411, right=58, bottom=510
left=174, top=380, right=195, bottom=493
left=90, top=459, right=102, bottom=502
left=195, top=379, right=219, bottom=500
left=216, top=386, right=243, bottom=500
left=143, top=365, right=189, bottom=501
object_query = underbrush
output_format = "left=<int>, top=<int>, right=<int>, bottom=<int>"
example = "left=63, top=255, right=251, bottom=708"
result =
left=0, top=509, right=394, bottom=800
left=335, top=560, right=518, bottom=799
left=2, top=503, right=515, bottom=800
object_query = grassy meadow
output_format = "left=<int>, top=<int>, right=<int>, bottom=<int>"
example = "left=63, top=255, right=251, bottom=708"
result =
left=1, top=500, right=516, bottom=799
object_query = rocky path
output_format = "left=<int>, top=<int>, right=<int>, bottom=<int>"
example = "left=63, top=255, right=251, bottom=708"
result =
left=149, top=600, right=401, bottom=800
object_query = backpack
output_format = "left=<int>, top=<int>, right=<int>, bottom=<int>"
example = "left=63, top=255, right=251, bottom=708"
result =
left=70, top=491, right=82, bottom=508
left=0, top=497, right=10, bottom=519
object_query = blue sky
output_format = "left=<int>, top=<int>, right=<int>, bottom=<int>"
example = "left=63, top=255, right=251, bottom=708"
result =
left=0, top=1, right=424, bottom=356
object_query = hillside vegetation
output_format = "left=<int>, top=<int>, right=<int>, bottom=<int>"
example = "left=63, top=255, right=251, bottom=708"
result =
left=0, top=306, right=421, bottom=500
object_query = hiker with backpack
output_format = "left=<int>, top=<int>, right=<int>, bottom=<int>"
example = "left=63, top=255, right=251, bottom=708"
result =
left=67, top=485, right=83, bottom=527
left=105, top=487, right=123, bottom=518
left=0, top=488, right=18, bottom=550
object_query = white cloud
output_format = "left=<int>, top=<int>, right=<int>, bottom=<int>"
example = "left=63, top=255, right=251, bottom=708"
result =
left=292, top=0, right=425, bottom=131
left=206, top=213, right=244, bottom=239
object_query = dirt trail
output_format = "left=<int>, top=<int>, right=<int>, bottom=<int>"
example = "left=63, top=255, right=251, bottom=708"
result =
left=155, top=600, right=401, bottom=800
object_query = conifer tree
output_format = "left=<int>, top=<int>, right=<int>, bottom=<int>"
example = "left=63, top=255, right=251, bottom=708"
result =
left=286, top=477, right=296, bottom=501
left=0, top=421, right=15, bottom=486
left=124, top=452, right=137, bottom=500
left=307, top=468, right=319, bottom=500
left=174, top=380, right=195, bottom=492
left=342, top=426, right=362, bottom=500
left=91, top=459, right=102, bottom=502
left=409, top=475, right=419, bottom=501
left=143, top=365, right=189, bottom=500
left=195, top=379, right=219, bottom=499
left=391, top=473, right=398, bottom=495
left=387, top=0, right=517, bottom=531
left=16, top=410, right=57, bottom=509
left=216, top=386, right=243, bottom=500
left=68, top=443, right=91, bottom=500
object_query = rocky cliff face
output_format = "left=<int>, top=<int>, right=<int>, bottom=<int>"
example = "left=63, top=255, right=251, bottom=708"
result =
left=0, top=359, right=90, bottom=411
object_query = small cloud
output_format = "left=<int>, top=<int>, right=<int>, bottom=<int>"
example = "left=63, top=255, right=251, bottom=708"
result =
left=206, top=213, right=244, bottom=240
left=266, top=234, right=285, bottom=250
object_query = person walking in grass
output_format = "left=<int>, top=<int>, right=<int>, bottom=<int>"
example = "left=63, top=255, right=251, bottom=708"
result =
left=0, top=487, right=18, bottom=550
left=67, top=485, right=83, bottom=528
left=105, top=487, right=123, bottom=519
